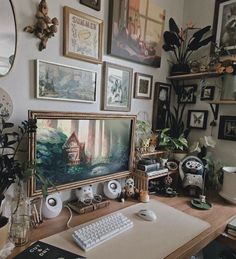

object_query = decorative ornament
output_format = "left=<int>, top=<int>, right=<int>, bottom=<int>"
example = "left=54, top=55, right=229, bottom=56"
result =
left=0, top=88, right=13, bottom=120
left=24, top=0, right=59, bottom=51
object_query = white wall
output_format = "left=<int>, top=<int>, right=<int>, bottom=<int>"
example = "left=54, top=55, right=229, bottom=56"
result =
left=183, top=0, right=236, bottom=165
left=0, top=0, right=185, bottom=200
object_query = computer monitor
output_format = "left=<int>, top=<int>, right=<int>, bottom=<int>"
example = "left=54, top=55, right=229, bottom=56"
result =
left=28, top=110, right=136, bottom=197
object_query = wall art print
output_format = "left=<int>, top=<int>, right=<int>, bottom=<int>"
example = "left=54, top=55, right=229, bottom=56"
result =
left=36, top=60, right=97, bottom=103
left=178, top=85, right=197, bottom=104
left=0, top=88, right=13, bottom=120
left=212, top=0, right=236, bottom=54
left=218, top=115, right=236, bottom=141
left=200, top=86, right=215, bottom=101
left=134, top=72, right=153, bottom=99
left=102, top=62, right=133, bottom=112
left=152, top=82, right=171, bottom=132
left=63, top=6, right=103, bottom=63
left=187, top=110, right=208, bottom=130
left=108, top=0, right=166, bottom=67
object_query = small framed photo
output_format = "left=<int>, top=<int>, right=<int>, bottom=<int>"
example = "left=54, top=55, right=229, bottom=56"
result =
left=63, top=6, right=103, bottom=64
left=102, top=62, right=133, bottom=112
left=152, top=82, right=172, bottom=132
left=200, top=86, right=215, bottom=101
left=187, top=110, right=208, bottom=130
left=134, top=73, right=153, bottom=99
left=80, top=0, right=101, bottom=11
left=36, top=59, right=97, bottom=103
left=178, top=85, right=197, bottom=104
left=218, top=116, right=236, bottom=141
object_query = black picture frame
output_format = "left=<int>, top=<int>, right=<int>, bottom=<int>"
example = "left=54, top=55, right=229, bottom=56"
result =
left=152, top=82, right=172, bottom=132
left=80, top=0, right=101, bottom=11
left=211, top=0, right=236, bottom=55
left=200, top=86, right=215, bottom=101
left=218, top=115, right=236, bottom=141
left=178, top=85, right=197, bottom=104
left=134, top=73, right=153, bottom=99
left=187, top=110, right=208, bottom=130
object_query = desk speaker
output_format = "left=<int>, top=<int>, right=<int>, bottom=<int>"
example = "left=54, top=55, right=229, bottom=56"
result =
left=42, top=193, right=62, bottom=219
left=103, top=180, right=121, bottom=199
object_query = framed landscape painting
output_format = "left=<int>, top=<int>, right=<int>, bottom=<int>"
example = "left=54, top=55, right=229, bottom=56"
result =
left=63, top=6, right=103, bottom=63
left=108, top=0, right=166, bottom=67
left=36, top=60, right=97, bottom=103
left=102, top=62, right=133, bottom=112
left=212, top=0, right=236, bottom=54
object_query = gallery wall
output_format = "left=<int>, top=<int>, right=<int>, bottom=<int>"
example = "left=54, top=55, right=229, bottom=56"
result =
left=1, top=0, right=184, bottom=124
left=1, top=0, right=184, bottom=199
left=183, top=0, right=236, bottom=165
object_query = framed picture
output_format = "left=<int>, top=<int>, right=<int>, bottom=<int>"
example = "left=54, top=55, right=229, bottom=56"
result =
left=63, top=6, right=103, bottom=63
left=80, top=0, right=101, bottom=11
left=211, top=0, right=236, bottom=54
left=28, top=111, right=136, bottom=196
left=134, top=73, right=153, bottom=99
left=152, top=82, right=171, bottom=132
left=187, top=110, right=208, bottom=130
left=102, top=62, right=133, bottom=112
left=178, top=85, right=197, bottom=104
left=36, top=60, right=97, bottom=103
left=108, top=0, right=166, bottom=67
left=218, top=115, right=236, bottom=141
left=200, top=86, right=215, bottom=101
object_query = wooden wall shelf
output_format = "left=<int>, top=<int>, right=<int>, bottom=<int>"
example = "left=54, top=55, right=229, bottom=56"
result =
left=167, top=71, right=219, bottom=81
left=208, top=100, right=236, bottom=104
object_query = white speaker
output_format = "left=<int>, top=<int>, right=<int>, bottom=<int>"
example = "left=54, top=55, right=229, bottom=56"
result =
left=103, top=180, right=121, bottom=199
left=42, top=193, right=63, bottom=219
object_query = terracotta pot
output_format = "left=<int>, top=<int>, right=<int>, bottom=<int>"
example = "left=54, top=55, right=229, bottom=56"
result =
left=0, top=216, right=9, bottom=250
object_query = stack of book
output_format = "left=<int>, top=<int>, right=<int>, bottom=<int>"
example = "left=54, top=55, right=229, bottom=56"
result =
left=137, top=159, right=168, bottom=177
left=227, top=217, right=236, bottom=237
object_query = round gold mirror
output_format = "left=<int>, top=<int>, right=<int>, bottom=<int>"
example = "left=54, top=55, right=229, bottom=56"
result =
left=0, top=0, right=17, bottom=77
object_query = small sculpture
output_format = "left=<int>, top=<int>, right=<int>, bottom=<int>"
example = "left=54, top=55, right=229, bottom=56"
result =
left=24, top=0, right=59, bottom=51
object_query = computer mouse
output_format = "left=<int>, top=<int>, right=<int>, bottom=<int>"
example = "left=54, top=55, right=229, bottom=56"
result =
left=137, top=209, right=157, bottom=221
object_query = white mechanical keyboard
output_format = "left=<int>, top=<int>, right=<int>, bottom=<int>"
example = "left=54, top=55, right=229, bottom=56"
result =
left=72, top=212, right=133, bottom=251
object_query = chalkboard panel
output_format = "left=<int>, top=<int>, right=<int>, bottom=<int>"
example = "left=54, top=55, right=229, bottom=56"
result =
left=14, top=241, right=85, bottom=259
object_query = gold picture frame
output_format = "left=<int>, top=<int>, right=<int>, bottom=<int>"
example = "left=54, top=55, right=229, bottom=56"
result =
left=28, top=110, right=136, bottom=197
left=63, top=6, right=103, bottom=64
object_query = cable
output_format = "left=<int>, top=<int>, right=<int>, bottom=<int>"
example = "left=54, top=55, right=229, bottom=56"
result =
left=64, top=204, right=73, bottom=229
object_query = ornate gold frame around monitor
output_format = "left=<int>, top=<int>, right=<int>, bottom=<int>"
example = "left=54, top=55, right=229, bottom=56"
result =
left=28, top=110, right=136, bottom=197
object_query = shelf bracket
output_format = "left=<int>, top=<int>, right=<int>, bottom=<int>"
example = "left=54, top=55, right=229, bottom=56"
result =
left=209, top=103, right=219, bottom=121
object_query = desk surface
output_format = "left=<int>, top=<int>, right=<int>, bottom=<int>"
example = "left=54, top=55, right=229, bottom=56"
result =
left=10, top=194, right=236, bottom=259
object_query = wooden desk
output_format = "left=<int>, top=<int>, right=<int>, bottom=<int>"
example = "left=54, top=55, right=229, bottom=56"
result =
left=9, top=194, right=236, bottom=259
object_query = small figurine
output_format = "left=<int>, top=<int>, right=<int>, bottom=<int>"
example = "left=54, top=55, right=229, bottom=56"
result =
left=24, top=0, right=59, bottom=51
left=124, top=178, right=135, bottom=198
left=139, top=190, right=149, bottom=203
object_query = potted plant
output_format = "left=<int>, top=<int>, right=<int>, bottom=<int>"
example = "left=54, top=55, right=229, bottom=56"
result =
left=162, top=18, right=213, bottom=75
left=0, top=118, right=51, bottom=248
left=158, top=128, right=188, bottom=160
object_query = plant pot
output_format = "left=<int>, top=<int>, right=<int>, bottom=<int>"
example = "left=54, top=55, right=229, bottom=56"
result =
left=0, top=216, right=9, bottom=250
left=170, top=64, right=190, bottom=76
left=173, top=151, right=188, bottom=161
